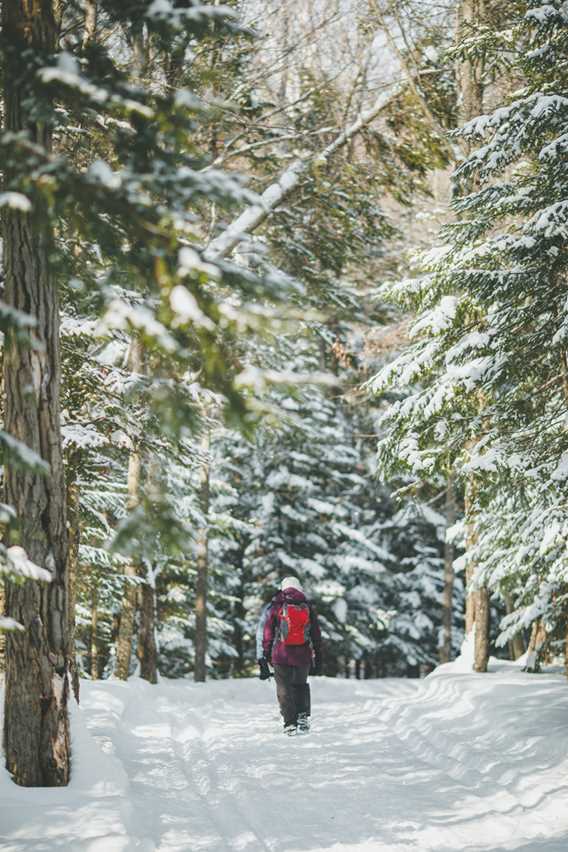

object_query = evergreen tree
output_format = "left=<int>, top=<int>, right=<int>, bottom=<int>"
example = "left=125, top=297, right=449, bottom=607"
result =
left=371, top=0, right=568, bottom=660
left=0, top=0, right=293, bottom=785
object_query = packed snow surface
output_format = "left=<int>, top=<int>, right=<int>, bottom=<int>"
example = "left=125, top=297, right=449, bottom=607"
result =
left=1, top=661, right=568, bottom=851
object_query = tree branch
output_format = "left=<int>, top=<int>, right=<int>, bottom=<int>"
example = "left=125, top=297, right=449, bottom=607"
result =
left=205, top=82, right=403, bottom=261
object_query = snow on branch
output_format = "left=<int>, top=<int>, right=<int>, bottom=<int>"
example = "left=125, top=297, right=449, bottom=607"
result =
left=0, top=430, right=50, bottom=473
left=204, top=83, right=403, bottom=261
left=0, top=545, right=52, bottom=582
left=0, top=616, right=24, bottom=633
left=235, top=366, right=338, bottom=393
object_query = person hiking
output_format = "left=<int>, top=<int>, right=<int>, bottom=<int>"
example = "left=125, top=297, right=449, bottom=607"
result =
left=256, top=577, right=322, bottom=736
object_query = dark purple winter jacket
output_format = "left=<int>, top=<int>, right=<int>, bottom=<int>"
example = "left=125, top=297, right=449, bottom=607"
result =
left=262, top=588, right=322, bottom=667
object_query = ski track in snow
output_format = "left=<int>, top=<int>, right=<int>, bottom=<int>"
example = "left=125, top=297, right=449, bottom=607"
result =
left=1, top=662, right=568, bottom=851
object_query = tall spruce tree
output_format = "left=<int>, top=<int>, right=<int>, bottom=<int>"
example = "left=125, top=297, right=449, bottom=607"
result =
left=371, top=0, right=568, bottom=664
left=0, top=0, right=294, bottom=785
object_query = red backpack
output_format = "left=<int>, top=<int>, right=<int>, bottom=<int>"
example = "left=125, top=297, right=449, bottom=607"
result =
left=277, top=601, right=311, bottom=646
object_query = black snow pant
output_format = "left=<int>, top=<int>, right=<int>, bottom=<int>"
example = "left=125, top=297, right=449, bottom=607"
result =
left=273, top=664, right=311, bottom=727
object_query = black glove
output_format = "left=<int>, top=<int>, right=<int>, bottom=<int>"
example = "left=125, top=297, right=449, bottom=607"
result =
left=258, top=658, right=271, bottom=680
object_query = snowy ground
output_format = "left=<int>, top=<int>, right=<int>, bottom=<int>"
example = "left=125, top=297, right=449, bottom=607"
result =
left=1, top=661, right=568, bottom=852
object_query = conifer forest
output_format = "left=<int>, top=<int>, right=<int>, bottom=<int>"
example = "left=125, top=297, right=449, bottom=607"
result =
left=1, top=1, right=568, bottom=850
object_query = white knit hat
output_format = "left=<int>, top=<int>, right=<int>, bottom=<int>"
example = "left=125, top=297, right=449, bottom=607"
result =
left=281, top=576, right=303, bottom=593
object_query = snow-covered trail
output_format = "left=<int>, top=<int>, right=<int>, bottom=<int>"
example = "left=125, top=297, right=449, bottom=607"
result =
left=2, top=663, right=568, bottom=852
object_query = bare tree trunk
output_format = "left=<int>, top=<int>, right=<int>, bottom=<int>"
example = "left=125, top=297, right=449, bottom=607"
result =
left=2, top=0, right=72, bottom=786
left=439, top=476, right=456, bottom=663
left=456, top=0, right=489, bottom=675
left=115, top=448, right=142, bottom=679
left=473, top=586, right=489, bottom=672
left=82, top=0, right=97, bottom=47
left=66, top=471, right=81, bottom=701
left=455, top=0, right=485, bottom=147
left=132, top=23, right=148, bottom=81
left=136, top=456, right=159, bottom=684
left=90, top=586, right=99, bottom=680
left=524, top=620, right=547, bottom=673
left=464, top=476, right=490, bottom=673
left=465, top=559, right=476, bottom=635
left=233, top=571, right=246, bottom=675
left=138, top=578, right=158, bottom=683
left=0, top=582, right=5, bottom=676
left=505, top=595, right=525, bottom=660
left=194, top=427, right=210, bottom=683
left=115, top=339, right=144, bottom=681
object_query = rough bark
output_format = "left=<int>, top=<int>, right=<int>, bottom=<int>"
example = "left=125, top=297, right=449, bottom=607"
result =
left=524, top=620, right=547, bottom=673
left=439, top=476, right=456, bottom=664
left=464, top=475, right=490, bottom=673
left=115, top=339, right=144, bottom=681
left=194, top=427, right=210, bottom=683
left=137, top=579, right=158, bottom=684
left=473, top=585, right=490, bottom=672
left=2, top=0, right=72, bottom=787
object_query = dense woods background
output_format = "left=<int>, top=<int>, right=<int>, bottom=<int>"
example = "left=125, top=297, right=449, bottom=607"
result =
left=1, top=0, right=567, bottom=786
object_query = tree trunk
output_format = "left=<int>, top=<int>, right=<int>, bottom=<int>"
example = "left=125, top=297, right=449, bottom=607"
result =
left=115, top=339, right=144, bottom=680
left=138, top=578, right=158, bottom=683
left=2, top=0, right=71, bottom=786
left=82, top=0, right=97, bottom=47
left=66, top=471, right=81, bottom=701
left=194, top=427, right=210, bottom=683
left=136, top=457, right=160, bottom=684
left=456, top=1, right=489, bottom=674
left=233, top=568, right=246, bottom=675
left=115, top=447, right=142, bottom=679
left=524, top=620, right=547, bottom=673
left=439, top=476, right=456, bottom=663
left=473, top=585, right=490, bottom=672
left=90, top=586, right=99, bottom=680
left=505, top=595, right=525, bottom=661
left=0, top=582, right=5, bottom=675
left=464, top=475, right=490, bottom=673
left=455, top=0, right=485, bottom=146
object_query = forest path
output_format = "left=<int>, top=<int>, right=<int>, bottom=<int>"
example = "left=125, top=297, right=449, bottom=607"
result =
left=1, top=663, right=568, bottom=851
